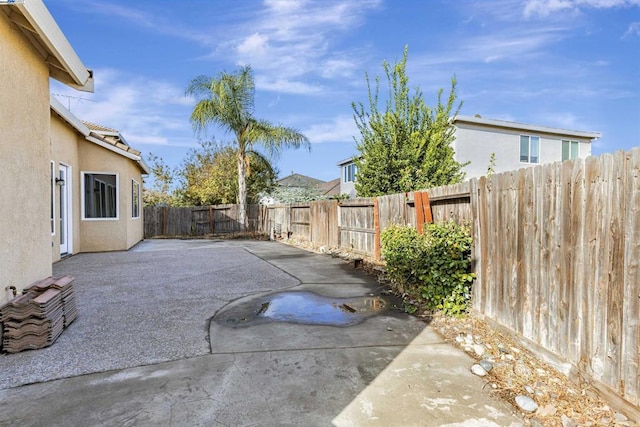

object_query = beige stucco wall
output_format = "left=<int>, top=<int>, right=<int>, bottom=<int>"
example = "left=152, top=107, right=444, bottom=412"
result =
left=0, top=13, right=53, bottom=304
left=50, top=113, right=82, bottom=262
left=77, top=141, right=144, bottom=252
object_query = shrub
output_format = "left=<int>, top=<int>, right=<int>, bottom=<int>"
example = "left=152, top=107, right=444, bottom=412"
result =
left=381, top=221, right=475, bottom=316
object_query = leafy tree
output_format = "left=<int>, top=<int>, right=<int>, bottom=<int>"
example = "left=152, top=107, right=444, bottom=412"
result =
left=186, top=66, right=309, bottom=229
left=260, top=185, right=325, bottom=205
left=352, top=46, right=467, bottom=197
left=179, top=141, right=277, bottom=206
left=143, top=153, right=178, bottom=206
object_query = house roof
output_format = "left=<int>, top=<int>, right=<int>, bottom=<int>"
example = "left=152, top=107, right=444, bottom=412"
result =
left=83, top=121, right=130, bottom=147
left=50, top=96, right=149, bottom=174
left=337, top=156, right=359, bottom=166
left=320, top=178, right=340, bottom=196
left=277, top=173, right=326, bottom=189
left=1, top=0, right=93, bottom=92
left=453, top=115, right=601, bottom=140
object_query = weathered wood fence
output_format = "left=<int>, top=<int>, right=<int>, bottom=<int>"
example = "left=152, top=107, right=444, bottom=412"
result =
left=142, top=148, right=639, bottom=417
left=144, top=204, right=261, bottom=238
left=471, top=149, right=639, bottom=417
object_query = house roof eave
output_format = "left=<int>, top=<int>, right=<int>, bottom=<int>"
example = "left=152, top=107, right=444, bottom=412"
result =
left=50, top=96, right=150, bottom=175
left=4, top=0, right=93, bottom=92
left=453, top=115, right=601, bottom=140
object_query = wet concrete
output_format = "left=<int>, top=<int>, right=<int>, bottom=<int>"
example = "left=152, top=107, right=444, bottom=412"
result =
left=214, top=290, right=388, bottom=327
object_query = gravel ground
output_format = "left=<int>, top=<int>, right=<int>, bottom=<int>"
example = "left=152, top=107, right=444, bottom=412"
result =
left=431, top=315, right=638, bottom=427
left=0, top=240, right=299, bottom=389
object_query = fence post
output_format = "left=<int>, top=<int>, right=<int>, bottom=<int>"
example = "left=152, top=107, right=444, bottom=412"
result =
left=373, top=197, right=381, bottom=262
left=209, top=206, right=214, bottom=233
left=162, top=206, right=167, bottom=236
left=415, top=191, right=433, bottom=233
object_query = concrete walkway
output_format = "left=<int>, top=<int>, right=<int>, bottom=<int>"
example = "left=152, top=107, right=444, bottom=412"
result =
left=0, top=239, right=523, bottom=426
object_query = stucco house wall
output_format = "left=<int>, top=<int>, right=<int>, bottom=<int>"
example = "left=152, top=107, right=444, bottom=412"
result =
left=50, top=100, right=147, bottom=256
left=453, top=119, right=596, bottom=180
left=0, top=12, right=53, bottom=303
left=1, top=0, right=93, bottom=304
left=77, top=140, right=144, bottom=252
left=337, top=157, right=358, bottom=198
left=50, top=112, right=82, bottom=262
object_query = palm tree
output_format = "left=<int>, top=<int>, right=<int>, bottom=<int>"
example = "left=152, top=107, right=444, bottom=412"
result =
left=186, top=66, right=309, bottom=230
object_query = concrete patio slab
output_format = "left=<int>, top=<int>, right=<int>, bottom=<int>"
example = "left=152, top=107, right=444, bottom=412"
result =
left=0, top=239, right=524, bottom=426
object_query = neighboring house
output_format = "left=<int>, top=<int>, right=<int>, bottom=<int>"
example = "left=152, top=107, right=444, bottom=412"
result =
left=261, top=173, right=332, bottom=205
left=337, top=116, right=600, bottom=197
left=452, top=115, right=601, bottom=179
left=337, top=157, right=358, bottom=198
left=1, top=0, right=94, bottom=304
left=277, top=173, right=326, bottom=190
left=320, top=178, right=341, bottom=198
left=50, top=96, right=149, bottom=263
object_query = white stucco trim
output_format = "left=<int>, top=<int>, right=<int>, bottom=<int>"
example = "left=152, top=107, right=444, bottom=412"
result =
left=6, top=0, right=93, bottom=91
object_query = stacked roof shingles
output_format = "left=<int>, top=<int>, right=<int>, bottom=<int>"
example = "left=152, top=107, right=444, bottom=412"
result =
left=0, top=276, right=77, bottom=353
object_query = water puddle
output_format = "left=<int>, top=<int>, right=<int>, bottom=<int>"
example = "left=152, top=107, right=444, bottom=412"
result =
left=213, top=291, right=388, bottom=327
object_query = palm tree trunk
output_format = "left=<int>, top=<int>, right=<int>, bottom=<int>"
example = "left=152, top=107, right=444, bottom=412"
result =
left=237, top=149, right=247, bottom=231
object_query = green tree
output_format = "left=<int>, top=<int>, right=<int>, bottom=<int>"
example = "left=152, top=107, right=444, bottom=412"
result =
left=143, top=153, right=178, bottom=206
left=179, top=141, right=277, bottom=206
left=352, top=46, right=467, bottom=197
left=186, top=66, right=309, bottom=229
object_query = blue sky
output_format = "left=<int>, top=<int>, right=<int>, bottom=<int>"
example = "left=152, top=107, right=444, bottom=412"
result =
left=49, top=0, right=640, bottom=183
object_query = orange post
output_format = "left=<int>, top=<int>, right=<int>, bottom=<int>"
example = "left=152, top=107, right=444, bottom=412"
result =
left=415, top=192, right=425, bottom=233
left=422, top=191, right=433, bottom=224
left=415, top=191, right=433, bottom=233
left=373, top=197, right=381, bottom=261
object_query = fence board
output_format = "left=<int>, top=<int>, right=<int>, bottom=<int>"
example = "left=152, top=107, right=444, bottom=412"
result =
left=290, top=204, right=311, bottom=240
left=310, top=200, right=339, bottom=246
left=339, top=198, right=375, bottom=255
left=622, top=148, right=640, bottom=404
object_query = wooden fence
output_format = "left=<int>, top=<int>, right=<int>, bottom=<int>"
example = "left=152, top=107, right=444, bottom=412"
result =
left=144, top=204, right=261, bottom=238
left=471, top=149, right=639, bottom=416
left=142, top=148, right=639, bottom=416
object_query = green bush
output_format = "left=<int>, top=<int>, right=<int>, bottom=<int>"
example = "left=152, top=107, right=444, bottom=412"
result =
left=381, top=221, right=475, bottom=316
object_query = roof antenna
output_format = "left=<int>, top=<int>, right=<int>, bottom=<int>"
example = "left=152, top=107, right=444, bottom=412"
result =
left=52, top=93, right=95, bottom=112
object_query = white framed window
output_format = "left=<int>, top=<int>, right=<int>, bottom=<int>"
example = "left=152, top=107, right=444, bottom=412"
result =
left=82, top=172, right=119, bottom=220
left=520, top=135, right=540, bottom=163
left=50, top=161, right=55, bottom=235
left=132, top=179, right=140, bottom=219
left=562, top=140, right=579, bottom=161
left=344, top=163, right=357, bottom=182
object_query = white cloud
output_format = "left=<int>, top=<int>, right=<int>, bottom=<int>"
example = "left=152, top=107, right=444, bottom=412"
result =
left=302, top=115, right=358, bottom=143
left=237, top=33, right=270, bottom=57
left=51, top=69, right=196, bottom=149
left=523, top=0, right=640, bottom=17
left=59, top=0, right=217, bottom=46
left=228, top=0, right=382, bottom=93
left=623, top=21, right=640, bottom=37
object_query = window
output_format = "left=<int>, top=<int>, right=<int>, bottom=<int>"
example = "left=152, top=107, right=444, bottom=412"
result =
left=520, top=135, right=539, bottom=163
left=344, top=163, right=357, bottom=182
left=562, top=140, right=579, bottom=161
left=132, top=179, right=140, bottom=219
left=50, top=161, right=55, bottom=234
left=83, top=173, right=118, bottom=219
